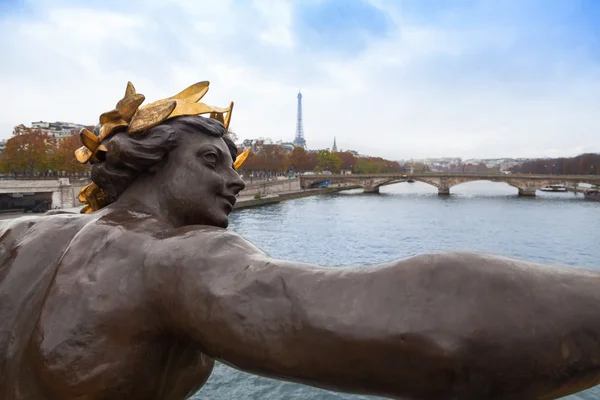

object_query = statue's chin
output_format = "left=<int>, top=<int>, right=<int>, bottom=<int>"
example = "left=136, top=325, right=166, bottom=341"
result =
left=211, top=217, right=229, bottom=229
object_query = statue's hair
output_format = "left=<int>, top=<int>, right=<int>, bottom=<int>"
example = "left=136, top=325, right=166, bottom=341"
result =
left=91, top=116, right=237, bottom=204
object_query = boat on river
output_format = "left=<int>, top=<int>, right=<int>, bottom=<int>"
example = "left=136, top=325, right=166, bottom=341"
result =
left=584, top=189, right=600, bottom=201
left=540, top=184, right=567, bottom=192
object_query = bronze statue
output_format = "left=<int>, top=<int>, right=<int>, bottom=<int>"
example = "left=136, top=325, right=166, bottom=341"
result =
left=1, top=82, right=600, bottom=400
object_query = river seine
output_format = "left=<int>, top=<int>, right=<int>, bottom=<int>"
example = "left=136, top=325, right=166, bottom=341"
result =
left=194, top=181, right=600, bottom=400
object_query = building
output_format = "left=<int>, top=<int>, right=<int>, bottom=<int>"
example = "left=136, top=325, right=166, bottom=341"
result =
left=277, top=141, right=296, bottom=152
left=240, top=138, right=296, bottom=154
left=0, top=139, right=6, bottom=153
left=331, top=137, right=338, bottom=153
left=31, top=121, right=88, bottom=141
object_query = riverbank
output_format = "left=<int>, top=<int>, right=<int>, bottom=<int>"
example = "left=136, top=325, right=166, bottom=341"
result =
left=0, top=185, right=363, bottom=219
left=234, top=185, right=362, bottom=210
left=565, top=183, right=597, bottom=193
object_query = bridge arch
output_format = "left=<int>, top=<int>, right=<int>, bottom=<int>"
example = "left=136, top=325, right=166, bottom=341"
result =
left=299, top=173, right=600, bottom=196
left=0, top=178, right=77, bottom=210
left=414, top=177, right=573, bottom=196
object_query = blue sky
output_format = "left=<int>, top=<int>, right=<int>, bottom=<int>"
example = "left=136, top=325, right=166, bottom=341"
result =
left=0, top=0, right=599, bottom=159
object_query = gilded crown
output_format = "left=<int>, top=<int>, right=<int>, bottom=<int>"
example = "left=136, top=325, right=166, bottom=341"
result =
left=75, top=81, right=236, bottom=164
left=75, top=81, right=251, bottom=214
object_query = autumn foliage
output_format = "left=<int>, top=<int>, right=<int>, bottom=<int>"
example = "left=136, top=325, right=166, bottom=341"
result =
left=238, top=146, right=401, bottom=175
left=0, top=125, right=91, bottom=175
left=509, top=154, right=600, bottom=175
left=0, top=125, right=403, bottom=177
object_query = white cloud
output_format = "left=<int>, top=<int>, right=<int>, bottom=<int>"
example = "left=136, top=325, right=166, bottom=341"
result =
left=0, top=0, right=598, bottom=161
left=252, top=0, right=294, bottom=48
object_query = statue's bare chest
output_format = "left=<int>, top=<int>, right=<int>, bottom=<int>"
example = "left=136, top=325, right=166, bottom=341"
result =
left=29, top=325, right=213, bottom=399
left=25, top=265, right=214, bottom=399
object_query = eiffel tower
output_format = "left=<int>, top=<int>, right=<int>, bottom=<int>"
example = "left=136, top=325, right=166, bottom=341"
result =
left=293, top=91, right=307, bottom=149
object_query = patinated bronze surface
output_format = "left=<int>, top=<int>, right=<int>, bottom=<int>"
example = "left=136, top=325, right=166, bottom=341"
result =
left=2, top=117, right=600, bottom=400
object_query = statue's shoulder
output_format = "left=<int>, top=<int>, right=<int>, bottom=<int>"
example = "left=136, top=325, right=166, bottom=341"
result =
left=147, top=225, right=266, bottom=268
left=0, top=212, right=90, bottom=244
left=158, top=225, right=258, bottom=248
left=0, top=209, right=169, bottom=257
left=0, top=214, right=97, bottom=293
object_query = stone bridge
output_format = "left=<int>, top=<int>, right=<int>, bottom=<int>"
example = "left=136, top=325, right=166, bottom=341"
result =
left=0, top=178, right=92, bottom=208
left=300, top=173, right=600, bottom=196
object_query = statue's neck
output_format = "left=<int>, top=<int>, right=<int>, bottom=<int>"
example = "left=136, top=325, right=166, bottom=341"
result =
left=110, top=178, right=175, bottom=226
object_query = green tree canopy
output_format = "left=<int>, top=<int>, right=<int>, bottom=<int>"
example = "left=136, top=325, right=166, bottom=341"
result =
left=317, top=149, right=341, bottom=173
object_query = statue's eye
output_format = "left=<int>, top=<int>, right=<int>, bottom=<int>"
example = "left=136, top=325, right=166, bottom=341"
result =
left=203, top=152, right=217, bottom=166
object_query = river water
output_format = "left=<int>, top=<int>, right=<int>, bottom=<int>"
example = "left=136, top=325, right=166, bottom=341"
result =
left=194, top=181, right=600, bottom=400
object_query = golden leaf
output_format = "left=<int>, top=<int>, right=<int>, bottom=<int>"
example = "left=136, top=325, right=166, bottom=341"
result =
left=129, top=99, right=177, bottom=133
left=116, top=93, right=145, bottom=121
left=210, top=112, right=225, bottom=123
left=78, top=183, right=93, bottom=203
left=125, top=81, right=136, bottom=97
left=78, top=183, right=107, bottom=213
left=234, top=148, right=251, bottom=170
left=75, top=146, right=93, bottom=164
left=224, top=101, right=234, bottom=132
left=99, top=119, right=129, bottom=141
left=168, top=100, right=230, bottom=119
left=80, top=128, right=99, bottom=151
left=100, top=109, right=121, bottom=124
left=169, top=81, right=210, bottom=103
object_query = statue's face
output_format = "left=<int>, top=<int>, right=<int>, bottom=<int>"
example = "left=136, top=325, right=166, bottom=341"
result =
left=156, top=131, right=245, bottom=227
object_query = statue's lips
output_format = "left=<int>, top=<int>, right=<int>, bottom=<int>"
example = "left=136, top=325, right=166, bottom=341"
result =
left=220, top=195, right=237, bottom=211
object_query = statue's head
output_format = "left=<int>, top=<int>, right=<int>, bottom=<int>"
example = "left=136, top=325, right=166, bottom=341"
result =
left=75, top=81, right=249, bottom=228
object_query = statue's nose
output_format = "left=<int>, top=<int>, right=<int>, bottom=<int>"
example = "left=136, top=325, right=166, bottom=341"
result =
left=228, top=172, right=246, bottom=195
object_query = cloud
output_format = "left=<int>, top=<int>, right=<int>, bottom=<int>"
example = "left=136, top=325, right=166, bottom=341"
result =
left=0, top=0, right=599, bottom=160
left=253, top=0, right=294, bottom=48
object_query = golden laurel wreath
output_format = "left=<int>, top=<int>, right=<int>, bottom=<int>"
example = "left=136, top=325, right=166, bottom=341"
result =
left=74, top=81, right=250, bottom=213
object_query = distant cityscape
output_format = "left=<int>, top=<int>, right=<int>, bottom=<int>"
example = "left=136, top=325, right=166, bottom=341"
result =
left=0, top=120, right=88, bottom=153
left=31, top=121, right=88, bottom=140
left=0, top=91, right=588, bottom=175
left=397, top=157, right=530, bottom=173
left=0, top=120, right=533, bottom=173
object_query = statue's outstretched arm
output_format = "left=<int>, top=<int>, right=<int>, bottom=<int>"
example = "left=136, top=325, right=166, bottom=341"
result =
left=149, top=228, right=600, bottom=400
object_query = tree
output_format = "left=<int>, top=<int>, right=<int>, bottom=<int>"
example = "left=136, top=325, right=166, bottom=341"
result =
left=0, top=125, right=52, bottom=175
left=336, top=151, right=357, bottom=171
left=306, top=152, right=318, bottom=171
left=352, top=157, right=395, bottom=174
left=317, top=149, right=341, bottom=173
left=355, top=157, right=379, bottom=174
left=288, top=146, right=312, bottom=172
left=510, top=153, right=600, bottom=175
left=237, top=152, right=258, bottom=173
left=237, top=144, right=288, bottom=175
left=260, top=144, right=288, bottom=172
left=50, top=134, right=91, bottom=174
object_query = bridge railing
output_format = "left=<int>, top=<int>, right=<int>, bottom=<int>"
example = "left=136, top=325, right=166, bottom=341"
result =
left=300, top=172, right=600, bottom=179
left=0, top=174, right=92, bottom=181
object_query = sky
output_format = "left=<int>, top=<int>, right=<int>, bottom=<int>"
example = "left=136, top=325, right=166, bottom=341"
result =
left=0, top=0, right=599, bottom=160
